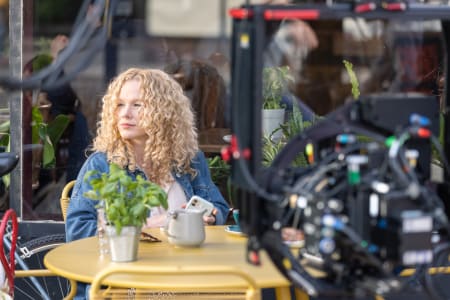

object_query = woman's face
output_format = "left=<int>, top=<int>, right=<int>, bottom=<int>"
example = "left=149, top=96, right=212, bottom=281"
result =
left=116, top=79, right=148, bottom=146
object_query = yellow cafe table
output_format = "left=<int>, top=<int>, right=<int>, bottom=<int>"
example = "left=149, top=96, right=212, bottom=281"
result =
left=44, top=226, right=307, bottom=300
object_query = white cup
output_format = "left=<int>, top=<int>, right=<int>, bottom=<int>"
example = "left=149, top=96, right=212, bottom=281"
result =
left=165, top=209, right=205, bottom=247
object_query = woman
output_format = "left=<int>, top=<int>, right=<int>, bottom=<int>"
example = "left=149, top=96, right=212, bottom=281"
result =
left=66, top=67, right=229, bottom=241
left=66, top=67, right=229, bottom=235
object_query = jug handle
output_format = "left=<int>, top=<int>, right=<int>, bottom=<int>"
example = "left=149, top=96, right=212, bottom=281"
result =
left=163, top=211, right=177, bottom=238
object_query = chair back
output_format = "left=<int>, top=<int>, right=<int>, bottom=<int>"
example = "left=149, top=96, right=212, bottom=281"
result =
left=60, top=180, right=76, bottom=222
left=89, top=265, right=260, bottom=300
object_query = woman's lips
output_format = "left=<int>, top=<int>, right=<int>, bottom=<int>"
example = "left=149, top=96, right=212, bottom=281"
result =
left=119, top=123, right=135, bottom=128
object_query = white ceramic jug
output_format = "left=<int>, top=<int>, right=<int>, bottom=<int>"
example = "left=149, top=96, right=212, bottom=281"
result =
left=165, top=209, right=205, bottom=247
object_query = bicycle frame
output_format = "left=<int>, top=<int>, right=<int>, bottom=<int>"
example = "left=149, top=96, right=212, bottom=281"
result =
left=2, top=220, right=51, bottom=300
left=1, top=219, right=76, bottom=300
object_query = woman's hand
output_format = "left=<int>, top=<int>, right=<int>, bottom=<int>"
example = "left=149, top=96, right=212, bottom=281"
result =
left=203, top=208, right=218, bottom=225
left=203, top=215, right=216, bottom=225
left=51, top=34, right=69, bottom=59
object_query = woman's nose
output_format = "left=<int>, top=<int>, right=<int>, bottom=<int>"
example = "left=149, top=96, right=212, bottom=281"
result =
left=119, top=105, right=132, bottom=118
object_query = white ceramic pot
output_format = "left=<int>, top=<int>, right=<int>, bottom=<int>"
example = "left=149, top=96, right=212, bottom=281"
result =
left=106, top=225, right=141, bottom=262
left=262, top=109, right=285, bottom=141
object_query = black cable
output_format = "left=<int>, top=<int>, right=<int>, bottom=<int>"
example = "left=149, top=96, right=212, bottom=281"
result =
left=49, top=0, right=118, bottom=88
left=0, top=0, right=112, bottom=91
left=423, top=242, right=450, bottom=300
left=71, top=0, right=93, bottom=36
left=44, top=0, right=105, bottom=85
left=235, top=156, right=281, bottom=202
left=388, top=131, right=413, bottom=188
left=43, top=0, right=117, bottom=89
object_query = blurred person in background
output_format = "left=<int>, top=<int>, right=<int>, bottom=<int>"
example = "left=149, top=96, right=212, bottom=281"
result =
left=23, top=35, right=91, bottom=212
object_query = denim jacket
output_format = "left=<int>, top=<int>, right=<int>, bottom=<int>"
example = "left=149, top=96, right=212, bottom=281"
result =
left=66, top=151, right=229, bottom=243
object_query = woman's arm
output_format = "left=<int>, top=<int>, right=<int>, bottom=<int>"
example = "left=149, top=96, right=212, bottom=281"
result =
left=191, top=151, right=230, bottom=225
left=65, top=152, right=109, bottom=242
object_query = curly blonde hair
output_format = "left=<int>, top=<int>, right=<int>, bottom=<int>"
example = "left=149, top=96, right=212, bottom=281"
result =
left=93, top=68, right=199, bottom=185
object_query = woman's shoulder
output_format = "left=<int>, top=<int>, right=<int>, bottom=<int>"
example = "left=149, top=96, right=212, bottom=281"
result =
left=87, top=151, right=107, bottom=160
left=82, top=151, right=109, bottom=172
left=85, top=151, right=107, bottom=162
left=191, top=151, right=207, bottom=166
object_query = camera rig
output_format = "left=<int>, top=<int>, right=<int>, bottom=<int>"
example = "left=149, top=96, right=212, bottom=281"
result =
left=227, top=3, right=450, bottom=299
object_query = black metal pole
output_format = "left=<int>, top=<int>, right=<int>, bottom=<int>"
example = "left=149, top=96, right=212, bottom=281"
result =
left=438, top=20, right=450, bottom=216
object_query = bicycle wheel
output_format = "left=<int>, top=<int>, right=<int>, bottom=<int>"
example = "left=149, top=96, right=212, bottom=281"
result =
left=13, top=233, right=70, bottom=300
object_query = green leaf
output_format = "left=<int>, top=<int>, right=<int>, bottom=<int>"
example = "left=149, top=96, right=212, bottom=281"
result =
left=47, top=114, right=70, bottom=146
left=2, top=174, right=10, bottom=188
left=84, top=190, right=100, bottom=200
left=31, top=107, right=44, bottom=145
left=0, top=134, right=9, bottom=148
left=207, top=156, right=230, bottom=184
left=122, top=215, right=130, bottom=225
left=42, top=134, right=55, bottom=168
left=343, top=59, right=360, bottom=100
left=115, top=222, right=123, bottom=235
left=32, top=54, right=53, bottom=72
left=31, top=106, right=44, bottom=125
left=0, top=120, right=10, bottom=133
left=107, top=208, right=119, bottom=225
left=131, top=202, right=146, bottom=217
left=104, top=182, right=118, bottom=194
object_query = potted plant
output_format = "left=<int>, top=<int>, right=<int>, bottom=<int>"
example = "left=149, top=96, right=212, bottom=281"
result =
left=262, top=66, right=293, bottom=141
left=83, top=163, right=168, bottom=262
left=262, top=105, right=317, bottom=167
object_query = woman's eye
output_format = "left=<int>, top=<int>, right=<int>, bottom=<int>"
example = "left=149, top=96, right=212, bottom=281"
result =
left=117, top=103, right=124, bottom=107
left=133, top=103, right=142, bottom=107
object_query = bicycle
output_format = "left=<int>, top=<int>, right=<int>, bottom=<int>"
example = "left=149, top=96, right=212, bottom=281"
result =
left=0, top=152, right=74, bottom=299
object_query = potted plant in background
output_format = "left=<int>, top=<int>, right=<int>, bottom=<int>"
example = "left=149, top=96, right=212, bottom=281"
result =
left=207, top=155, right=235, bottom=208
left=262, top=105, right=316, bottom=167
left=262, top=65, right=293, bottom=141
left=84, top=163, right=168, bottom=262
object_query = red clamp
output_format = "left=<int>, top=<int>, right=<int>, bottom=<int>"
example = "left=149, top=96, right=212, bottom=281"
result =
left=248, top=250, right=261, bottom=265
left=355, top=2, right=376, bottom=13
left=382, top=1, right=406, bottom=11
left=221, top=135, right=251, bottom=162
left=409, top=127, right=431, bottom=138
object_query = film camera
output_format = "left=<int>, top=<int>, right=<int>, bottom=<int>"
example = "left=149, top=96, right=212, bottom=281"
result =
left=235, top=94, right=450, bottom=298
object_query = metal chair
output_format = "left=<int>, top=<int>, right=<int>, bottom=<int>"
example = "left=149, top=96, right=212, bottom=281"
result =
left=89, top=265, right=260, bottom=300
left=60, top=180, right=76, bottom=222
